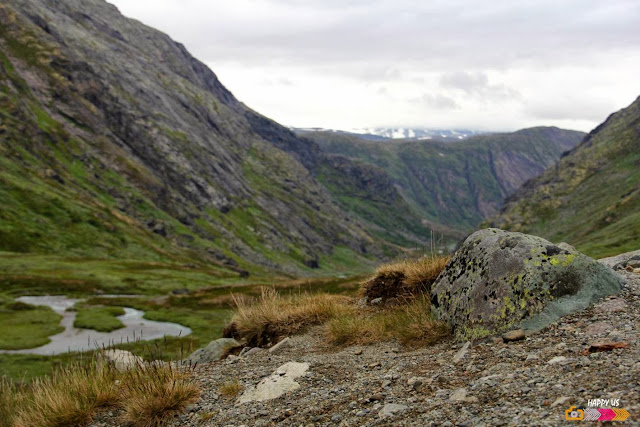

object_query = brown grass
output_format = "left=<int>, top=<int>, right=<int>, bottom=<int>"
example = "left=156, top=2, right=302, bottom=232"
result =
left=326, top=295, right=450, bottom=347
left=0, top=358, right=199, bottom=427
left=362, top=255, right=450, bottom=302
left=223, top=287, right=355, bottom=346
left=120, top=363, right=200, bottom=427
left=219, top=380, right=243, bottom=398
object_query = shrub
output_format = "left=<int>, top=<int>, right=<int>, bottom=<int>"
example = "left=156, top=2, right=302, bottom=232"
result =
left=219, top=379, right=243, bottom=398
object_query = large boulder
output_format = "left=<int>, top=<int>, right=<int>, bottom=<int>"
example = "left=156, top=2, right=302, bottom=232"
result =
left=430, top=229, right=624, bottom=340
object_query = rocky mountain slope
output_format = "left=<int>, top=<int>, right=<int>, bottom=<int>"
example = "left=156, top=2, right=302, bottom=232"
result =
left=0, top=0, right=405, bottom=274
left=302, top=127, right=585, bottom=240
left=489, top=96, right=640, bottom=258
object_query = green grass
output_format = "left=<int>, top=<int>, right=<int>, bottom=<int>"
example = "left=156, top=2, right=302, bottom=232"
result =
left=0, top=306, right=63, bottom=350
left=73, top=306, right=125, bottom=332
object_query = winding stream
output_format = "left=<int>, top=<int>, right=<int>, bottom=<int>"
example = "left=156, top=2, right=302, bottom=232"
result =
left=0, top=295, right=191, bottom=355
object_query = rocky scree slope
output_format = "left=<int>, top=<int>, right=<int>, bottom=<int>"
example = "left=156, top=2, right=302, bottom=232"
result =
left=150, top=267, right=639, bottom=426
left=0, top=0, right=397, bottom=273
left=302, top=127, right=584, bottom=242
left=489, top=95, right=640, bottom=259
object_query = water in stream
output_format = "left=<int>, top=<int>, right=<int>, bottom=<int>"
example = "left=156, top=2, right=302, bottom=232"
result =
left=0, top=295, right=191, bottom=355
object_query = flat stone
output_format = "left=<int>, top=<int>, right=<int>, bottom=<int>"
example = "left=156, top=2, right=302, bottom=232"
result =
left=238, top=362, right=309, bottom=403
left=502, top=329, right=526, bottom=342
left=379, top=404, right=408, bottom=418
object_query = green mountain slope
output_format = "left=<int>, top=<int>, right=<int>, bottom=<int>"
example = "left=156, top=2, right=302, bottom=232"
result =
left=488, top=96, right=640, bottom=258
left=0, top=0, right=383, bottom=275
left=302, top=127, right=584, bottom=239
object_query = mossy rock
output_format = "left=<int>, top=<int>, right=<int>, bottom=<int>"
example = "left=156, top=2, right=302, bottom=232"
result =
left=430, top=228, right=624, bottom=340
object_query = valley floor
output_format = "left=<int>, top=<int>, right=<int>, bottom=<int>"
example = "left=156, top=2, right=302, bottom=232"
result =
left=91, top=269, right=640, bottom=426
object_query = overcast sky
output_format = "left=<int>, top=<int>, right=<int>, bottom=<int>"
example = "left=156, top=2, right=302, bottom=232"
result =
left=108, top=0, right=640, bottom=132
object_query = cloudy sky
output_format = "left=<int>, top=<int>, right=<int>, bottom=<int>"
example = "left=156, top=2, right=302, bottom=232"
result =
left=108, top=0, right=640, bottom=132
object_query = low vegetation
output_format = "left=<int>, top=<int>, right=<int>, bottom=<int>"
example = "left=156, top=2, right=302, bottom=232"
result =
left=363, top=255, right=450, bottom=302
left=0, top=305, right=63, bottom=350
left=73, top=306, right=126, bottom=332
left=224, top=256, right=451, bottom=348
left=219, top=379, right=243, bottom=398
left=223, top=287, right=354, bottom=346
left=0, top=359, right=199, bottom=427
left=326, top=295, right=449, bottom=347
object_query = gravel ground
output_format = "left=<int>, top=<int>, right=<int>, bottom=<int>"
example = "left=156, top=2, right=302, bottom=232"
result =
left=96, top=269, right=640, bottom=426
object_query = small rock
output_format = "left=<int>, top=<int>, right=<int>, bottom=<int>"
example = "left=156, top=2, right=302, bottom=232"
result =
left=369, top=393, right=384, bottom=401
left=238, top=362, right=309, bottom=403
left=449, top=387, right=467, bottom=402
left=379, top=404, right=408, bottom=418
left=243, top=347, right=264, bottom=357
left=627, top=259, right=640, bottom=268
left=407, top=376, right=424, bottom=390
left=371, top=297, right=383, bottom=305
left=502, top=329, right=526, bottom=343
left=187, top=338, right=241, bottom=364
left=547, top=356, right=568, bottom=365
left=268, top=337, right=291, bottom=354
left=586, top=341, right=630, bottom=353
left=98, top=349, right=143, bottom=372
left=453, top=341, right=471, bottom=363
left=551, top=396, right=571, bottom=407
left=354, top=349, right=363, bottom=355
left=331, top=413, right=343, bottom=423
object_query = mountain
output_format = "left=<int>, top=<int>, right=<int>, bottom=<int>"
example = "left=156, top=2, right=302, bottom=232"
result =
left=0, top=0, right=394, bottom=274
left=488, top=96, right=640, bottom=258
left=301, top=127, right=585, bottom=240
left=293, top=127, right=483, bottom=141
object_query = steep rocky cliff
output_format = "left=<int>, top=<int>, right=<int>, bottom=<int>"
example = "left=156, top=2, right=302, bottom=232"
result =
left=489, top=96, right=640, bottom=258
left=0, top=0, right=384, bottom=273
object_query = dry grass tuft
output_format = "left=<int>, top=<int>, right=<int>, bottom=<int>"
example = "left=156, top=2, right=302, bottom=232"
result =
left=326, top=295, right=450, bottom=347
left=362, top=255, right=450, bottom=302
left=219, top=379, right=243, bottom=398
left=120, top=363, right=200, bottom=427
left=1, top=358, right=200, bottom=427
left=10, top=363, right=120, bottom=427
left=223, top=287, right=354, bottom=346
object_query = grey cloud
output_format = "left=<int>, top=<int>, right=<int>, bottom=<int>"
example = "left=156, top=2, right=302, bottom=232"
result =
left=440, top=71, right=520, bottom=101
left=412, top=94, right=460, bottom=110
left=110, top=0, right=640, bottom=71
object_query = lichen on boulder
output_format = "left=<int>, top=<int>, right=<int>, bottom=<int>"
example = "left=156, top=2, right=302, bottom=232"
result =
left=430, top=229, right=624, bottom=340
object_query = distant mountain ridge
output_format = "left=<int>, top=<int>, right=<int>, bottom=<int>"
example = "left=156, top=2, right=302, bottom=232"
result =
left=300, top=127, right=585, bottom=241
left=488, top=96, right=640, bottom=258
left=294, top=127, right=484, bottom=142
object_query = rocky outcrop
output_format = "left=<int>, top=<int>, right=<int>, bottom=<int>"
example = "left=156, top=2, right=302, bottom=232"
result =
left=430, top=229, right=624, bottom=340
left=186, top=338, right=241, bottom=364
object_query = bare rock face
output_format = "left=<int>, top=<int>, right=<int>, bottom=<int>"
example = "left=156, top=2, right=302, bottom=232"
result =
left=430, top=229, right=624, bottom=340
